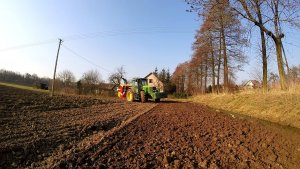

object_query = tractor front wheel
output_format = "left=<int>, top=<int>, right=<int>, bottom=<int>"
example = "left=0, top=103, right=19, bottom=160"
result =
left=126, top=89, right=134, bottom=102
left=140, top=91, right=145, bottom=103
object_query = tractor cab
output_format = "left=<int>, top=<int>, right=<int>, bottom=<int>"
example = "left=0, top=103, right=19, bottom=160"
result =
left=132, top=78, right=147, bottom=92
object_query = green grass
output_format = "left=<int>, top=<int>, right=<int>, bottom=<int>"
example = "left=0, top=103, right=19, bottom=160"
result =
left=190, top=90, right=300, bottom=128
left=0, top=82, right=50, bottom=93
left=0, top=82, right=117, bottom=99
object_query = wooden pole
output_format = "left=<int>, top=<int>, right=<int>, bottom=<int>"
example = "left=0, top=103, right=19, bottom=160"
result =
left=51, top=39, right=63, bottom=96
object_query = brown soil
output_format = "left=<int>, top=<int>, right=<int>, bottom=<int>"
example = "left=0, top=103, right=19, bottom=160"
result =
left=1, top=85, right=300, bottom=168
left=0, top=85, right=156, bottom=168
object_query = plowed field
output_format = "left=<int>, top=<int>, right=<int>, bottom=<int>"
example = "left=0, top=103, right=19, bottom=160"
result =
left=0, top=85, right=156, bottom=168
left=1, top=84, right=300, bottom=168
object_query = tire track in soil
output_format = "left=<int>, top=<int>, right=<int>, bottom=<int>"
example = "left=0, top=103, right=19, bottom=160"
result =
left=65, top=102, right=300, bottom=169
left=37, top=102, right=158, bottom=169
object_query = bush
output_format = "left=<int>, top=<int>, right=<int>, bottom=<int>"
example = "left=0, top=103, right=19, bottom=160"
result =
left=172, top=92, right=188, bottom=99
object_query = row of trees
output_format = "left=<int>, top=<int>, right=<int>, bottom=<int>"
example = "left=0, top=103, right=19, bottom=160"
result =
left=1, top=66, right=178, bottom=95
left=0, top=69, right=108, bottom=95
left=175, top=0, right=300, bottom=94
left=55, top=69, right=107, bottom=95
left=0, top=69, right=50, bottom=87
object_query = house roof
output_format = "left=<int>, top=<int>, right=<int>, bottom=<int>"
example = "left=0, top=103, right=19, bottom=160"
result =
left=244, top=80, right=261, bottom=87
left=145, top=72, right=155, bottom=78
left=144, top=72, right=163, bottom=84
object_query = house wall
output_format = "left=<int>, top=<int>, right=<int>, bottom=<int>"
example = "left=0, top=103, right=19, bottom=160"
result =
left=146, top=74, right=164, bottom=92
left=244, top=80, right=261, bottom=89
left=245, top=81, right=254, bottom=89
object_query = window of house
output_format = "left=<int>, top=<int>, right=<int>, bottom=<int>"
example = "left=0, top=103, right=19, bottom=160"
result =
left=149, top=79, right=153, bottom=83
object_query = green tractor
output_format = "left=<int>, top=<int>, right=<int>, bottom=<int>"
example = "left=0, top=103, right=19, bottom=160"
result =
left=117, top=78, right=167, bottom=102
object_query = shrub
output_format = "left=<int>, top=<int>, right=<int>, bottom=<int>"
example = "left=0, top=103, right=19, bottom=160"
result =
left=173, top=92, right=188, bottom=99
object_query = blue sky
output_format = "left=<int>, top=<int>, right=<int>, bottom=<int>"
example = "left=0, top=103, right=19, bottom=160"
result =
left=1, top=0, right=300, bottom=84
left=0, top=0, right=199, bottom=81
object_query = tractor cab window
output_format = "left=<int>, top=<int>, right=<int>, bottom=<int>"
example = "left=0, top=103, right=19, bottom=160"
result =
left=141, top=79, right=147, bottom=86
left=135, top=79, right=147, bottom=88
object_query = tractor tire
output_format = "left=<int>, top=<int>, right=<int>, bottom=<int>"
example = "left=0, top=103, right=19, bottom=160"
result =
left=140, top=91, right=145, bottom=103
left=155, top=98, right=160, bottom=102
left=126, top=89, right=134, bottom=102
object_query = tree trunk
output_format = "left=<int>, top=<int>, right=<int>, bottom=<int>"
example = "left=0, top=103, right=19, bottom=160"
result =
left=211, top=50, right=215, bottom=93
left=255, top=1, right=268, bottom=93
left=274, top=38, right=287, bottom=90
left=218, top=8, right=229, bottom=93
left=221, top=24, right=229, bottom=93
left=181, top=76, right=185, bottom=93
left=217, top=32, right=222, bottom=94
left=273, top=0, right=288, bottom=90
left=210, top=36, right=215, bottom=93
left=261, top=30, right=268, bottom=93
left=196, top=67, right=199, bottom=90
left=200, top=63, right=203, bottom=94
left=177, top=79, right=180, bottom=93
left=204, top=58, right=208, bottom=93
left=217, top=59, right=221, bottom=94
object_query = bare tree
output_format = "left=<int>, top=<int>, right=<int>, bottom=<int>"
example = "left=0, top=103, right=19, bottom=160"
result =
left=269, top=71, right=279, bottom=87
left=82, top=70, right=101, bottom=85
left=289, top=65, right=300, bottom=83
left=232, top=0, right=300, bottom=90
left=108, top=66, right=126, bottom=87
left=229, top=0, right=269, bottom=92
left=58, top=70, right=76, bottom=88
left=81, top=70, right=102, bottom=94
left=172, top=62, right=189, bottom=93
left=187, top=0, right=247, bottom=93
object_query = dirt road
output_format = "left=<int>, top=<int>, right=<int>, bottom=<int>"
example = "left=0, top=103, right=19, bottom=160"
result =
left=1, top=85, right=300, bottom=168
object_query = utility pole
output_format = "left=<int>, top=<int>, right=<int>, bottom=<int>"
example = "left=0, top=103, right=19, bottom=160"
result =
left=281, top=41, right=290, bottom=76
left=51, top=38, right=63, bottom=96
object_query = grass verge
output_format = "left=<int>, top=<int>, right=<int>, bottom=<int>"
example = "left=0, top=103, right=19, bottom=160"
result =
left=190, top=90, right=300, bottom=129
left=0, top=82, right=117, bottom=100
left=0, top=82, right=50, bottom=93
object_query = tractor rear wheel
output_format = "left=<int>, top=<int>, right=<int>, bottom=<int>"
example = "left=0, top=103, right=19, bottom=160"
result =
left=140, top=91, right=145, bottom=103
left=126, top=89, right=134, bottom=102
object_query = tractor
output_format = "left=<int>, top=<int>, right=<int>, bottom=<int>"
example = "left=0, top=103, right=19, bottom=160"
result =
left=117, top=78, right=167, bottom=102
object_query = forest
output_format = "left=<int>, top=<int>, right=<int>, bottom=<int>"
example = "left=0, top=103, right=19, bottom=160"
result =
left=0, top=69, right=50, bottom=87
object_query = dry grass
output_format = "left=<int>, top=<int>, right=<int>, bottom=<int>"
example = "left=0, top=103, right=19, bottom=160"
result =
left=190, top=89, right=300, bottom=128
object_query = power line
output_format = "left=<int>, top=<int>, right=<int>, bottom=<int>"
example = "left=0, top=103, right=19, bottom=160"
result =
left=0, top=39, right=57, bottom=52
left=283, top=41, right=300, bottom=49
left=0, top=27, right=193, bottom=52
left=62, top=44, right=112, bottom=73
left=63, top=28, right=193, bottom=41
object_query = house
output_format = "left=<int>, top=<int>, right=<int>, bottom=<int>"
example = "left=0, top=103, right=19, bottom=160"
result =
left=243, top=80, right=261, bottom=89
left=145, top=72, right=164, bottom=92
